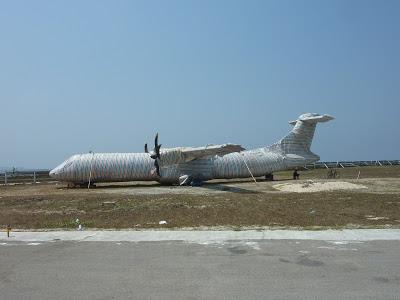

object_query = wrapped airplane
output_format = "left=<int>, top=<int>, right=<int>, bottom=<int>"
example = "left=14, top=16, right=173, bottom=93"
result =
left=49, top=113, right=334, bottom=186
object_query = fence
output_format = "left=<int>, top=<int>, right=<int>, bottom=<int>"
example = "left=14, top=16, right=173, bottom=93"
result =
left=303, top=160, right=400, bottom=170
left=1, top=170, right=52, bottom=185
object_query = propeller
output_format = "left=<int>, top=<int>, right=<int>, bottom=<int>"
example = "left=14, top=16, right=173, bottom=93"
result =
left=150, top=133, right=162, bottom=159
left=145, top=133, right=162, bottom=177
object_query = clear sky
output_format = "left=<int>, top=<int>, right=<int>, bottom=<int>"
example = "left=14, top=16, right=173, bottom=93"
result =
left=1, top=0, right=399, bottom=169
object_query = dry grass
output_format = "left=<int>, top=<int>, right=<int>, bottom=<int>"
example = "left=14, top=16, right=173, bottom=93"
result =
left=0, top=166, right=399, bottom=229
left=273, top=165, right=400, bottom=180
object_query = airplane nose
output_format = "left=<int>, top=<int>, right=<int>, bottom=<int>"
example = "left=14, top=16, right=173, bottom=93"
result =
left=49, top=169, right=57, bottom=178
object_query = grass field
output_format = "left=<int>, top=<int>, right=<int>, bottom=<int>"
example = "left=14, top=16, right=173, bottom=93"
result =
left=0, top=166, right=399, bottom=230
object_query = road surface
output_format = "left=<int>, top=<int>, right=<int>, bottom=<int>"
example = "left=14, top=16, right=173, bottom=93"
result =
left=1, top=230, right=399, bottom=299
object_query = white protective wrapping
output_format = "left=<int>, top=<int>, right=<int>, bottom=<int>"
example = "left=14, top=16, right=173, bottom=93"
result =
left=50, top=113, right=333, bottom=185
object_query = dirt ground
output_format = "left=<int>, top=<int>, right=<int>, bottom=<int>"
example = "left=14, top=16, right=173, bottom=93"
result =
left=0, top=166, right=399, bottom=229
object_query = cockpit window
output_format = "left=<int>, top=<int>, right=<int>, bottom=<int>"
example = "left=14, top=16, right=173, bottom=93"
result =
left=63, top=161, right=74, bottom=169
left=58, top=157, right=75, bottom=170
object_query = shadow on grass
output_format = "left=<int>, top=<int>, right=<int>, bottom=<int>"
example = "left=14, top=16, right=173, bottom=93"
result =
left=58, top=178, right=290, bottom=191
left=59, top=182, right=161, bottom=190
left=201, top=183, right=261, bottom=194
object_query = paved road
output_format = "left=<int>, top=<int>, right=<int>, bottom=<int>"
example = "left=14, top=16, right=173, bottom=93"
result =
left=1, top=239, right=399, bottom=299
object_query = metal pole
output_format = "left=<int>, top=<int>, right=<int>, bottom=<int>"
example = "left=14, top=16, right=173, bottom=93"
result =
left=33, top=171, right=36, bottom=184
left=6, top=224, right=11, bottom=237
left=4, top=171, right=7, bottom=185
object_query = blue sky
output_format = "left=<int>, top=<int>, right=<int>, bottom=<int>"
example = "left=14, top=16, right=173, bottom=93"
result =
left=1, top=0, right=399, bottom=168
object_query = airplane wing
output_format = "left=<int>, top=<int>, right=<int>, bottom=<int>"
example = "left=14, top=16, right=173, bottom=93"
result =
left=180, top=144, right=245, bottom=162
left=159, top=143, right=245, bottom=164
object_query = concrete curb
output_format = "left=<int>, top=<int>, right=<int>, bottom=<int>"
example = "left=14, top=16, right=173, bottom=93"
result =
left=1, top=229, right=400, bottom=242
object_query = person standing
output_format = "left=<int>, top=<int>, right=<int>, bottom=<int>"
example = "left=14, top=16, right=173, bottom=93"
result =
left=6, top=224, right=11, bottom=238
left=293, top=169, right=299, bottom=180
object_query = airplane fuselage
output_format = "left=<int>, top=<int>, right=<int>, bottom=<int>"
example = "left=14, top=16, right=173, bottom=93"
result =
left=49, top=146, right=316, bottom=185
left=49, top=113, right=333, bottom=185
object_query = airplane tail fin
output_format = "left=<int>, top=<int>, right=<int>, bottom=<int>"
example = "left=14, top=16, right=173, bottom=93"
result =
left=279, top=113, right=334, bottom=159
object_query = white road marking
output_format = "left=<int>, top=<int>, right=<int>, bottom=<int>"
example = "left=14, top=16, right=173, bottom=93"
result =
left=327, top=241, right=364, bottom=245
left=298, top=250, right=309, bottom=254
left=245, top=242, right=261, bottom=250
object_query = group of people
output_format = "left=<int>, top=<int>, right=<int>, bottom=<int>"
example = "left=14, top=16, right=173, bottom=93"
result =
left=265, top=169, right=300, bottom=181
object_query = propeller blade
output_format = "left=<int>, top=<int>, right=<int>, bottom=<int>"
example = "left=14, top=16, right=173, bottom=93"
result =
left=154, top=160, right=160, bottom=177
left=153, top=133, right=161, bottom=158
left=156, top=144, right=161, bottom=158
left=144, top=143, right=149, bottom=153
left=154, top=133, right=159, bottom=148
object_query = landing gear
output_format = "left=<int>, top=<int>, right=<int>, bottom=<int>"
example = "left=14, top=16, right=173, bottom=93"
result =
left=66, top=182, right=96, bottom=188
left=179, top=175, right=192, bottom=186
left=178, top=175, right=203, bottom=186
left=67, top=182, right=78, bottom=188
left=265, top=173, right=274, bottom=181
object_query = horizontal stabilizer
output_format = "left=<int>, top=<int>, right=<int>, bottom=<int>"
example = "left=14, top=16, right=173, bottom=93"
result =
left=289, top=113, right=334, bottom=125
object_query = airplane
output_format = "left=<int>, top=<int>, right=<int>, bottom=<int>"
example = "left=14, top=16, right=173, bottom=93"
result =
left=49, top=113, right=334, bottom=187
